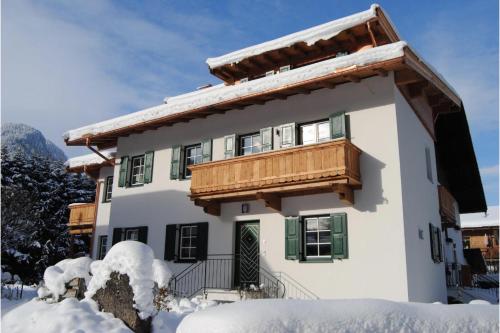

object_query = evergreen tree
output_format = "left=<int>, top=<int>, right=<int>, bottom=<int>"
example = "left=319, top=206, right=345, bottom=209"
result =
left=1, top=148, right=95, bottom=283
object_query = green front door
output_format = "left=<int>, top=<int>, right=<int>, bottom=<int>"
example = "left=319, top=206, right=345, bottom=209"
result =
left=235, top=221, right=260, bottom=287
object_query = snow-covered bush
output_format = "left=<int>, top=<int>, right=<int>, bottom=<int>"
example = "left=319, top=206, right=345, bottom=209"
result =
left=38, top=256, right=93, bottom=300
left=85, top=241, right=172, bottom=319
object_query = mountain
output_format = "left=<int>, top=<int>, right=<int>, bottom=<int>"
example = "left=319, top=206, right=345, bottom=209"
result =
left=1, top=123, right=67, bottom=161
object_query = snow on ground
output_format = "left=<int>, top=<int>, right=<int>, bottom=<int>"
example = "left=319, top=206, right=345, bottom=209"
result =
left=39, top=256, right=93, bottom=299
left=2, top=298, right=131, bottom=333
left=177, top=299, right=499, bottom=333
left=1, top=285, right=38, bottom=315
left=86, top=241, right=172, bottom=319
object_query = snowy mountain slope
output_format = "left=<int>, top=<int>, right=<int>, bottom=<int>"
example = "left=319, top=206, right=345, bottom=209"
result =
left=1, top=122, right=66, bottom=161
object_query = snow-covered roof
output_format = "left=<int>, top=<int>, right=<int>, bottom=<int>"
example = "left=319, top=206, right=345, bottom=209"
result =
left=206, top=4, right=393, bottom=69
left=64, top=149, right=116, bottom=169
left=461, top=206, right=499, bottom=229
left=64, top=41, right=407, bottom=143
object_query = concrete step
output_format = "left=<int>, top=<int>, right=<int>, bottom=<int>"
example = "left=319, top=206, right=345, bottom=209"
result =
left=204, top=289, right=241, bottom=302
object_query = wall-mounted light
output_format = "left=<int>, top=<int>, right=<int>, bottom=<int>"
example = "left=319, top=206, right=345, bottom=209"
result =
left=241, top=203, right=250, bottom=214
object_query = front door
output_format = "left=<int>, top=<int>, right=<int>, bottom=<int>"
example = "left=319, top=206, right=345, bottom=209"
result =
left=235, top=221, right=260, bottom=287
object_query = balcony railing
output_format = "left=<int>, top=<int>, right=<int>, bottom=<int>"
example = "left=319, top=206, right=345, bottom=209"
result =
left=189, top=139, right=361, bottom=215
left=438, top=185, right=457, bottom=226
left=68, top=203, right=96, bottom=235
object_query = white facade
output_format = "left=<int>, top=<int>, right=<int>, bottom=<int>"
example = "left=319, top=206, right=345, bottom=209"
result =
left=89, top=75, right=449, bottom=302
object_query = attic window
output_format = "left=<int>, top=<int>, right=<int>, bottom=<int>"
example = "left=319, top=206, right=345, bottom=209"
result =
left=265, top=70, right=275, bottom=77
left=279, top=65, right=291, bottom=73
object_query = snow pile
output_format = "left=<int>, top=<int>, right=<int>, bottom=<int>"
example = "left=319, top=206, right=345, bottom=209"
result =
left=65, top=149, right=116, bottom=169
left=39, top=257, right=93, bottom=300
left=206, top=4, right=382, bottom=68
left=153, top=297, right=218, bottom=333
left=2, top=298, right=131, bottom=333
left=64, top=41, right=407, bottom=142
left=85, top=241, right=172, bottom=319
left=177, top=299, right=499, bottom=333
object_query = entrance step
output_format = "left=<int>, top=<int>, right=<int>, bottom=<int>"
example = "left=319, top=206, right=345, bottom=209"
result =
left=204, top=289, right=241, bottom=302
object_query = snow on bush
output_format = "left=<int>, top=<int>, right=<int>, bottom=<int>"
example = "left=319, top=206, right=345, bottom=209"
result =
left=85, top=241, right=172, bottom=319
left=39, top=256, right=92, bottom=300
left=177, top=299, right=499, bottom=333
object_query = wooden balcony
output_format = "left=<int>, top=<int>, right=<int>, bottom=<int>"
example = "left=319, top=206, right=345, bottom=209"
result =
left=189, top=139, right=362, bottom=215
left=438, top=185, right=457, bottom=226
left=68, top=203, right=96, bottom=235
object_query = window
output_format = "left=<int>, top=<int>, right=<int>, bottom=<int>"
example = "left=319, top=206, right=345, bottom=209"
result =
left=299, top=120, right=330, bottom=145
left=463, top=236, right=470, bottom=249
left=184, top=144, right=203, bottom=178
left=164, top=223, right=208, bottom=262
left=285, top=214, right=348, bottom=261
left=97, top=235, right=108, bottom=260
left=103, top=176, right=113, bottom=202
left=305, top=216, right=332, bottom=258
left=125, top=228, right=139, bottom=241
left=429, top=223, right=443, bottom=263
left=239, top=133, right=261, bottom=156
left=180, top=225, right=198, bottom=260
left=111, top=226, right=148, bottom=246
left=425, top=147, right=433, bottom=183
left=131, top=155, right=145, bottom=185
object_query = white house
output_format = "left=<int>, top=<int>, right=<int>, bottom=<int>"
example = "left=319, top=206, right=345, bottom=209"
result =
left=64, top=4, right=486, bottom=303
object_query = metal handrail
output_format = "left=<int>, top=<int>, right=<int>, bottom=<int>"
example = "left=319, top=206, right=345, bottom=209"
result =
left=274, top=271, right=319, bottom=299
left=168, top=254, right=286, bottom=299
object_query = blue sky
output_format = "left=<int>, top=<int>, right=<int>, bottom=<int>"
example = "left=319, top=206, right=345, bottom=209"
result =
left=2, top=0, right=498, bottom=208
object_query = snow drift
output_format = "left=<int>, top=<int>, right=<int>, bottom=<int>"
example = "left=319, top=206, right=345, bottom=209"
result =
left=177, top=299, right=499, bottom=333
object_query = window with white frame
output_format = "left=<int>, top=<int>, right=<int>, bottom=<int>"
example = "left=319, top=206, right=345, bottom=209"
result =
left=125, top=228, right=139, bottom=241
left=131, top=155, right=145, bottom=185
left=98, top=235, right=108, bottom=260
left=184, top=144, right=202, bottom=178
left=103, top=176, right=113, bottom=202
left=305, top=216, right=332, bottom=258
left=300, top=120, right=330, bottom=145
left=180, top=225, right=198, bottom=260
left=239, top=133, right=261, bottom=156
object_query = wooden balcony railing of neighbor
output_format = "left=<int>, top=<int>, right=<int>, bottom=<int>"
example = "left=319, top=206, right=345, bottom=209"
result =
left=68, top=203, right=96, bottom=235
left=438, top=185, right=457, bottom=226
left=189, top=139, right=362, bottom=216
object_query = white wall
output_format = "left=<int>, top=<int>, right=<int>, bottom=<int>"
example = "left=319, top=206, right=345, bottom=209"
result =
left=91, top=166, right=113, bottom=258
left=394, top=87, right=447, bottom=303
left=97, top=74, right=451, bottom=301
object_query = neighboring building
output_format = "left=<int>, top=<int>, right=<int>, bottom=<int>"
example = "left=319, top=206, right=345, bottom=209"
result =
left=64, top=5, right=486, bottom=303
left=462, top=216, right=499, bottom=274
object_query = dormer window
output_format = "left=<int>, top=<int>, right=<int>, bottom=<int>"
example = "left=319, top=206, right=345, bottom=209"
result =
left=279, top=65, right=291, bottom=73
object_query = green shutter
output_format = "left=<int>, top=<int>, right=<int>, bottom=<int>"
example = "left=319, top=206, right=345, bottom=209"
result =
left=196, top=222, right=209, bottom=261
left=330, top=112, right=346, bottom=139
left=429, top=223, right=437, bottom=262
left=331, top=213, right=348, bottom=259
left=279, top=123, right=295, bottom=148
left=224, top=134, right=236, bottom=159
left=436, top=227, right=443, bottom=262
left=201, top=139, right=212, bottom=163
left=138, top=226, right=148, bottom=244
left=260, top=127, right=273, bottom=152
left=144, top=151, right=154, bottom=184
left=118, top=156, right=129, bottom=187
left=164, top=224, right=177, bottom=261
left=170, top=145, right=182, bottom=180
left=112, top=228, right=123, bottom=245
left=285, top=217, right=300, bottom=260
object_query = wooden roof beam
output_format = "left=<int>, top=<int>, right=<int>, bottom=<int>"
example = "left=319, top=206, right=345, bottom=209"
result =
left=395, top=69, right=425, bottom=86
left=344, top=75, right=361, bottom=83
left=256, top=192, right=281, bottom=212
left=373, top=68, right=388, bottom=77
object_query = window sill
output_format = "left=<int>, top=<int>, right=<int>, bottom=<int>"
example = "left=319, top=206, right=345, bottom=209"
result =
left=299, top=258, right=334, bottom=263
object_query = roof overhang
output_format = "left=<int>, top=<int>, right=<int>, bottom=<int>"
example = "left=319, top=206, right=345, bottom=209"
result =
left=207, top=5, right=401, bottom=83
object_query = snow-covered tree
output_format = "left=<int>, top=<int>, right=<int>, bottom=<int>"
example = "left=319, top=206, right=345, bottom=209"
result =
left=1, top=147, right=95, bottom=283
